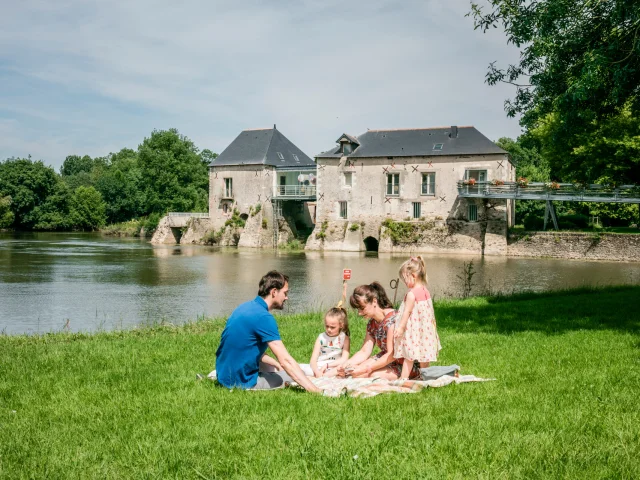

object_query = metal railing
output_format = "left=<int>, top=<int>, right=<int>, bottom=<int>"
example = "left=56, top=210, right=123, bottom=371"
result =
left=274, top=185, right=317, bottom=198
left=457, top=181, right=640, bottom=203
left=167, top=212, right=210, bottom=218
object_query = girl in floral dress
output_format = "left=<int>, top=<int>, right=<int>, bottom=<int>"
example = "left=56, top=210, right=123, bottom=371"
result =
left=394, top=256, right=441, bottom=379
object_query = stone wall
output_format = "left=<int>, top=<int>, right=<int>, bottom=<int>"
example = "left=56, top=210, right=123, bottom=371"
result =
left=508, top=232, right=640, bottom=262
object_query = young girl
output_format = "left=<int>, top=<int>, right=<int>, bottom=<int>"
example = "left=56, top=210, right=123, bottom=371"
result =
left=301, top=307, right=351, bottom=377
left=393, top=255, right=441, bottom=379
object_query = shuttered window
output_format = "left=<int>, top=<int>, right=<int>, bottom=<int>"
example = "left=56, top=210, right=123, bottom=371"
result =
left=339, top=201, right=348, bottom=219
left=468, top=204, right=478, bottom=222
left=412, top=202, right=421, bottom=219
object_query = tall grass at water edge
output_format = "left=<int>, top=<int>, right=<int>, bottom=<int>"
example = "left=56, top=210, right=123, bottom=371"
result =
left=0, top=286, right=639, bottom=479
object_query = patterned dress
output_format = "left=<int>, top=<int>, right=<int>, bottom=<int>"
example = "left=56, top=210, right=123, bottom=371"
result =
left=394, top=285, right=441, bottom=363
left=367, top=310, right=420, bottom=379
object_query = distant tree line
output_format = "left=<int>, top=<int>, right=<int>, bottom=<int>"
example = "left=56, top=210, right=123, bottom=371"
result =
left=0, top=129, right=216, bottom=231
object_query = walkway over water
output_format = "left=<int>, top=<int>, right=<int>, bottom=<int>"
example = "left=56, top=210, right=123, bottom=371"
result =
left=457, top=181, right=640, bottom=204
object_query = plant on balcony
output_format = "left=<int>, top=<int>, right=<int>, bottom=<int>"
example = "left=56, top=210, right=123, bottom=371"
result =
left=463, top=178, right=477, bottom=186
left=544, top=182, right=561, bottom=191
left=516, top=177, right=529, bottom=187
left=491, top=179, right=505, bottom=186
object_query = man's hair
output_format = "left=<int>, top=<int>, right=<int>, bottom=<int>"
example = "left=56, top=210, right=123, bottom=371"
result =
left=258, top=270, right=289, bottom=297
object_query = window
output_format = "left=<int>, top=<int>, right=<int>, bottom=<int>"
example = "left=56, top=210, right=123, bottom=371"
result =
left=277, top=152, right=284, bottom=160
left=224, top=178, right=233, bottom=198
left=342, top=143, right=353, bottom=155
left=344, top=172, right=352, bottom=187
left=465, top=170, right=487, bottom=182
left=433, top=143, right=443, bottom=151
left=339, top=201, right=348, bottom=219
left=421, top=172, right=436, bottom=196
left=386, top=173, right=400, bottom=196
left=222, top=203, right=229, bottom=214
left=412, top=202, right=421, bottom=219
left=468, top=204, right=478, bottom=222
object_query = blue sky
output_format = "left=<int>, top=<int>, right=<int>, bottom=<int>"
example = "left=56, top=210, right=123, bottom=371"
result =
left=0, top=0, right=522, bottom=170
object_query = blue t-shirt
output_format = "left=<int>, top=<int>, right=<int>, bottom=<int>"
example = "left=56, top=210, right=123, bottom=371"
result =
left=215, top=296, right=281, bottom=389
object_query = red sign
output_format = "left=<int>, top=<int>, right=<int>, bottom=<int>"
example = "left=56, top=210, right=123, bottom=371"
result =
left=343, top=269, right=352, bottom=280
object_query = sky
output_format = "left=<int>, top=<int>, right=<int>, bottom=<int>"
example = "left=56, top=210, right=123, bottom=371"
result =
left=0, top=0, right=523, bottom=170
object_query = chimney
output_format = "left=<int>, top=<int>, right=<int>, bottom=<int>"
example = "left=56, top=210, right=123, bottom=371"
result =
left=273, top=124, right=277, bottom=129
left=450, top=125, right=458, bottom=138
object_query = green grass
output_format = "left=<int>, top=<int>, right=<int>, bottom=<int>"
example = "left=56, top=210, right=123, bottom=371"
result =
left=1, top=286, right=639, bottom=479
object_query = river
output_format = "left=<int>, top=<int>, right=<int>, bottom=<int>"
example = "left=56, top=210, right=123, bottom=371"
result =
left=1, top=232, right=639, bottom=334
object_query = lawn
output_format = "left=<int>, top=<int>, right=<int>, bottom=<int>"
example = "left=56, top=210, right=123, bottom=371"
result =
left=1, top=287, right=639, bottom=479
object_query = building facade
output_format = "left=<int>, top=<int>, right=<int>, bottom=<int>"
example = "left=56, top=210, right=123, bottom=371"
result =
left=306, top=126, right=514, bottom=254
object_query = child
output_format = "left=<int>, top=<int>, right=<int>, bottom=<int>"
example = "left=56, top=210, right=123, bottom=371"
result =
left=301, top=307, right=351, bottom=377
left=393, top=255, right=441, bottom=379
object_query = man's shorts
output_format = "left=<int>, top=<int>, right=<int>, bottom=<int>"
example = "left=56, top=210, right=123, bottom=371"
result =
left=250, top=372, right=286, bottom=390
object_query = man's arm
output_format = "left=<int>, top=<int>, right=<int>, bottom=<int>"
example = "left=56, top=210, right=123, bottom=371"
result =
left=268, top=340, right=321, bottom=393
left=261, top=354, right=281, bottom=370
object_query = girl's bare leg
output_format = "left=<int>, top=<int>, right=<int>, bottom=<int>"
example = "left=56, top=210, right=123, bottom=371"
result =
left=419, top=361, right=430, bottom=369
left=400, top=359, right=413, bottom=380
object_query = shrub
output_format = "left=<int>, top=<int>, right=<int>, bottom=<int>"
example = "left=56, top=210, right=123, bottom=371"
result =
left=261, top=218, right=268, bottom=229
left=349, top=223, right=359, bottom=231
left=251, top=203, right=262, bottom=217
left=225, top=208, right=245, bottom=228
left=523, top=214, right=544, bottom=231
left=315, top=220, right=328, bottom=240
left=559, top=214, right=589, bottom=228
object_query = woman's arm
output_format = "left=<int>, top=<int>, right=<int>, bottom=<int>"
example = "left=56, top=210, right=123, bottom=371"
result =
left=337, top=334, right=374, bottom=376
left=394, top=292, right=415, bottom=339
left=261, top=353, right=281, bottom=370
left=309, top=337, right=323, bottom=377
left=352, top=324, right=397, bottom=376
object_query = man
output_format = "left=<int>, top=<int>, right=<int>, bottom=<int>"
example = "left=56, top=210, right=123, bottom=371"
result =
left=215, top=270, right=321, bottom=393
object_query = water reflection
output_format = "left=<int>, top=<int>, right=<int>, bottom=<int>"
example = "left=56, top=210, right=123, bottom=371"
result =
left=1, top=232, right=639, bottom=334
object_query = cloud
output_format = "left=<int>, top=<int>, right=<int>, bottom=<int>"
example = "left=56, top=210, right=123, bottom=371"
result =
left=0, top=0, right=522, bottom=168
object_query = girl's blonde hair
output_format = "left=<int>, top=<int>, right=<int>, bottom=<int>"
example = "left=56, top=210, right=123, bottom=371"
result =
left=325, top=307, right=350, bottom=337
left=399, top=255, right=428, bottom=285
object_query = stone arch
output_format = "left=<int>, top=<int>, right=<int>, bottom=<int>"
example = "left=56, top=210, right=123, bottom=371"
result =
left=240, top=213, right=249, bottom=221
left=363, top=236, right=379, bottom=252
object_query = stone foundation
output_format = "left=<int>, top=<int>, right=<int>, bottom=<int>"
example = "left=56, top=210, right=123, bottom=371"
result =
left=508, top=232, right=640, bottom=262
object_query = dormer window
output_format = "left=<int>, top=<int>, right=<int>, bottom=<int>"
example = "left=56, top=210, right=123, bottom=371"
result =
left=342, top=143, right=353, bottom=155
left=336, top=133, right=359, bottom=156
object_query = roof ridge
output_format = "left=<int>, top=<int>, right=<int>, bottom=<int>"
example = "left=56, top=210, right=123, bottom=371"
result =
left=367, top=126, right=474, bottom=132
left=243, top=127, right=271, bottom=131
left=262, top=127, right=277, bottom=164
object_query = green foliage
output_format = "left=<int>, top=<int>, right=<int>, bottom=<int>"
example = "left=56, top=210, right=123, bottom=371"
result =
left=1, top=287, right=639, bottom=478
left=69, top=186, right=107, bottom=231
left=0, top=195, right=14, bottom=228
left=315, top=220, right=328, bottom=240
left=279, top=239, right=304, bottom=251
left=224, top=208, right=245, bottom=228
left=349, top=223, right=359, bottom=231
left=101, top=220, right=143, bottom=237
left=142, top=213, right=162, bottom=233
left=381, top=218, right=428, bottom=244
left=0, top=157, right=59, bottom=228
left=138, top=129, right=209, bottom=215
left=470, top=1, right=640, bottom=184
left=261, top=218, right=268, bottom=229
left=251, top=203, right=262, bottom=217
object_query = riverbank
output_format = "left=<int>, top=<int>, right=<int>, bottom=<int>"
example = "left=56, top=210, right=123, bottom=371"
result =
left=1, top=286, right=638, bottom=478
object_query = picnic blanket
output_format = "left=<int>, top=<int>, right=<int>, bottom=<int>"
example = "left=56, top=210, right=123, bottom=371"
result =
left=307, top=374, right=493, bottom=398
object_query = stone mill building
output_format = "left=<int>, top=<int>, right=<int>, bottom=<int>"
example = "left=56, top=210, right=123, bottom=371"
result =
left=305, top=126, right=514, bottom=254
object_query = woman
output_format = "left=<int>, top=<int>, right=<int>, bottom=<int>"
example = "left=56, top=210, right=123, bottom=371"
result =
left=337, top=282, right=420, bottom=380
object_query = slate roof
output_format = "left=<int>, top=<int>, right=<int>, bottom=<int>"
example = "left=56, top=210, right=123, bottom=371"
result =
left=316, top=126, right=507, bottom=159
left=210, top=126, right=316, bottom=168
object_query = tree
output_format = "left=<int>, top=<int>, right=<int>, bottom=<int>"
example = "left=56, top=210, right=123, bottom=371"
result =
left=0, top=196, right=14, bottom=228
left=470, top=0, right=640, bottom=183
left=94, top=149, right=145, bottom=223
left=137, top=129, right=209, bottom=214
left=0, top=158, right=59, bottom=228
left=60, top=155, right=95, bottom=177
left=69, top=186, right=107, bottom=231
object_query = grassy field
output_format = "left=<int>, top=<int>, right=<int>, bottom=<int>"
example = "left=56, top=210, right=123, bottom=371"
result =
left=1, top=286, right=639, bottom=479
